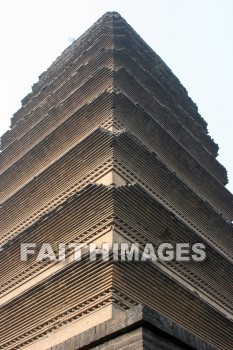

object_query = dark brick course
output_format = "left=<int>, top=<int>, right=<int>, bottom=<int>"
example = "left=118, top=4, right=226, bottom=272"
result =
left=49, top=305, right=216, bottom=350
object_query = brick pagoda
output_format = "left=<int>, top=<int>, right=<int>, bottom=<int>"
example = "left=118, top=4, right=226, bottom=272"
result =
left=0, top=12, right=233, bottom=350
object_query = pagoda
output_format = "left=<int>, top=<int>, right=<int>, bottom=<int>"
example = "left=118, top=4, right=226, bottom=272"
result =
left=0, top=12, right=233, bottom=350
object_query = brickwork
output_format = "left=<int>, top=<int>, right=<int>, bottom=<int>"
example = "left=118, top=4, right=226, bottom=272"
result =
left=48, top=305, right=215, bottom=350
left=0, top=11, right=232, bottom=350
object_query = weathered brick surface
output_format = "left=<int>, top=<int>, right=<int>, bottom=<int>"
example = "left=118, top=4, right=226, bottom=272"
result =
left=92, top=328, right=143, bottom=350
left=1, top=11, right=232, bottom=350
left=49, top=305, right=215, bottom=350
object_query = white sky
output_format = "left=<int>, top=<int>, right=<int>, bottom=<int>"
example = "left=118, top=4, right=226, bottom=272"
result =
left=0, top=0, right=232, bottom=192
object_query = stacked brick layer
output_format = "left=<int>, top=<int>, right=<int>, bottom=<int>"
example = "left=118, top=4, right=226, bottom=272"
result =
left=48, top=305, right=216, bottom=350
left=0, top=11, right=233, bottom=350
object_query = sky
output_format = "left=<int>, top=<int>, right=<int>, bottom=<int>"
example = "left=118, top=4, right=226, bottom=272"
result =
left=0, top=0, right=232, bottom=192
